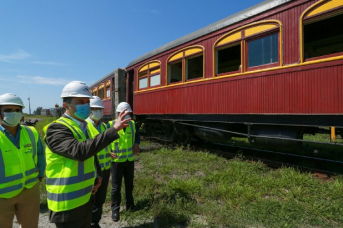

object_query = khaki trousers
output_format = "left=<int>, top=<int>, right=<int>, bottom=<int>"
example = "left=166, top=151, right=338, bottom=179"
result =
left=0, top=182, right=40, bottom=228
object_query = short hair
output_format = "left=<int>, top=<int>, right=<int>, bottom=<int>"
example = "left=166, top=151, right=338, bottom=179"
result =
left=63, top=97, right=72, bottom=104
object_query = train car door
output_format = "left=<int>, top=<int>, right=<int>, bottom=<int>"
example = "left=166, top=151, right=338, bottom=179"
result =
left=126, top=69, right=134, bottom=110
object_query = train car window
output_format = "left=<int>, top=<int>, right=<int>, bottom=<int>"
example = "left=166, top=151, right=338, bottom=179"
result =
left=137, top=61, right=161, bottom=90
left=217, top=43, right=241, bottom=74
left=106, top=85, right=110, bottom=98
left=98, top=88, right=104, bottom=99
left=139, top=78, right=148, bottom=89
left=150, top=74, right=160, bottom=87
left=138, top=71, right=148, bottom=89
left=304, top=12, right=343, bottom=60
left=248, top=33, right=278, bottom=68
left=168, top=61, right=182, bottom=83
left=186, top=55, right=203, bottom=80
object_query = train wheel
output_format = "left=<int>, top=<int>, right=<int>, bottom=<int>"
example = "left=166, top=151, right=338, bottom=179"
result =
left=173, top=124, right=192, bottom=145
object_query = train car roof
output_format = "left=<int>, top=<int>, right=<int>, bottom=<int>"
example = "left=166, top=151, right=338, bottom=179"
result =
left=126, top=0, right=293, bottom=68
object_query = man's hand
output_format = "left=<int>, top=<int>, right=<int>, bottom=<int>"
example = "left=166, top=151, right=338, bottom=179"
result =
left=113, top=109, right=131, bottom=131
left=111, top=151, right=117, bottom=159
left=92, top=177, right=102, bottom=195
left=133, top=144, right=139, bottom=155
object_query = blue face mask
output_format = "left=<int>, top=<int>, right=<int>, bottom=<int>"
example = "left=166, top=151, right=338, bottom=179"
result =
left=72, top=103, right=91, bottom=120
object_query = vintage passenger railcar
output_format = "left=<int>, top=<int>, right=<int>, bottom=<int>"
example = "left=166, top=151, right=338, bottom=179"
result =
left=92, top=0, right=343, bottom=145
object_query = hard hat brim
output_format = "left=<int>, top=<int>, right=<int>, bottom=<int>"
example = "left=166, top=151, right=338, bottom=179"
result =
left=60, top=94, right=94, bottom=99
left=90, top=105, right=104, bottom=108
left=0, top=102, right=25, bottom=108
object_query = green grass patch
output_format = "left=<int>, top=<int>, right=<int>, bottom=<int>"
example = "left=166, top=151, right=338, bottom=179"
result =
left=115, top=144, right=343, bottom=227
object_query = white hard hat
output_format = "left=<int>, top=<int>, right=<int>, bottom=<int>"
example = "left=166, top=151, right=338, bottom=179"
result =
left=0, top=93, right=25, bottom=108
left=90, top=96, right=104, bottom=108
left=60, top=81, right=93, bottom=98
left=116, top=102, right=132, bottom=112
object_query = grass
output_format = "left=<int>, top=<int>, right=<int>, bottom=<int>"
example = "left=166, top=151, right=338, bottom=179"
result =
left=105, top=145, right=343, bottom=228
left=34, top=119, right=343, bottom=227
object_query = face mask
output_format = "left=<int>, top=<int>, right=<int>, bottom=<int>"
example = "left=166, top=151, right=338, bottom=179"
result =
left=124, top=114, right=131, bottom=120
left=92, top=110, right=103, bottom=121
left=72, top=103, right=91, bottom=120
left=2, top=112, right=23, bottom=127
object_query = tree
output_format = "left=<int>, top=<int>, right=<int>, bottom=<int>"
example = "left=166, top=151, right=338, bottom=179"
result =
left=33, top=107, right=42, bottom=115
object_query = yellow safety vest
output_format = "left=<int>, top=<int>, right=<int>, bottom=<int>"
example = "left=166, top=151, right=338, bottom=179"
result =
left=0, top=125, right=39, bottom=198
left=85, top=119, right=111, bottom=170
left=44, top=117, right=96, bottom=212
left=109, top=120, right=136, bottom=163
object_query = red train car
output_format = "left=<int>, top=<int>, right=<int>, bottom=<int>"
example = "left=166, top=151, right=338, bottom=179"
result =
left=92, top=0, right=343, bottom=146
left=89, top=69, right=126, bottom=121
left=124, top=0, right=343, bottom=145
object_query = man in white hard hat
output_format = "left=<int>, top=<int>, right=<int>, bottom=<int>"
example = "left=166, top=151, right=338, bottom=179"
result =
left=107, top=102, right=140, bottom=222
left=85, top=96, right=111, bottom=228
left=0, top=93, right=45, bottom=228
left=44, top=81, right=130, bottom=228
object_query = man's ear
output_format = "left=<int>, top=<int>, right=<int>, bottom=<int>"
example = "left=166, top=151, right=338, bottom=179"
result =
left=62, top=102, right=69, bottom=109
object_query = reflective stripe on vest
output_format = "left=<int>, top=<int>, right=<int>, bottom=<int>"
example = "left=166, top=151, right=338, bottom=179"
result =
left=48, top=185, right=93, bottom=202
left=0, top=126, right=38, bottom=198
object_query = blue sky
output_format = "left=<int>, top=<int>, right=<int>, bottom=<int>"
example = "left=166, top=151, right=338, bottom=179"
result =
left=0, top=0, right=263, bottom=113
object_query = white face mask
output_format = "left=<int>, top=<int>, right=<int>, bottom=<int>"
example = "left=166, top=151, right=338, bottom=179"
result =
left=91, top=110, right=103, bottom=121
left=2, top=112, right=23, bottom=127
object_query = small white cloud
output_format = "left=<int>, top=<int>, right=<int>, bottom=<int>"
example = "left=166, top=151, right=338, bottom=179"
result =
left=0, top=50, right=30, bottom=63
left=17, top=75, right=69, bottom=86
left=30, top=61, right=69, bottom=66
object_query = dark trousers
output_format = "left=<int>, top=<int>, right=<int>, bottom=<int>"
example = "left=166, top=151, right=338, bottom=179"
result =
left=110, top=160, right=134, bottom=213
left=91, top=168, right=111, bottom=225
left=52, top=197, right=93, bottom=228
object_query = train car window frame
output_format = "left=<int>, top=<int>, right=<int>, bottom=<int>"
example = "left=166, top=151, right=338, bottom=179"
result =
left=246, top=31, right=280, bottom=71
left=137, top=61, right=161, bottom=91
left=301, top=0, right=343, bottom=62
left=138, top=71, right=148, bottom=90
left=213, top=20, right=282, bottom=77
left=185, top=53, right=204, bottom=81
left=215, top=42, right=242, bottom=76
left=168, top=60, right=183, bottom=84
left=98, top=84, right=105, bottom=100
left=105, top=80, right=111, bottom=99
left=167, top=45, right=204, bottom=85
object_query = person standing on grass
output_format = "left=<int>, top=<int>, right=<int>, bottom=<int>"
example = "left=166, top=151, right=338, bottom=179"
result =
left=44, top=81, right=130, bottom=228
left=107, top=102, right=140, bottom=222
left=0, top=93, right=45, bottom=228
left=85, top=96, right=112, bottom=228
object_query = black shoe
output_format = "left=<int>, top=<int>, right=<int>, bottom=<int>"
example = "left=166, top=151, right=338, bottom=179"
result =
left=91, top=224, right=101, bottom=228
left=112, top=211, right=120, bottom=222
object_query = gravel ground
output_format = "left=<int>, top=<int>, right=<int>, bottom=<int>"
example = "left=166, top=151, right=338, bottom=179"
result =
left=13, top=208, right=132, bottom=228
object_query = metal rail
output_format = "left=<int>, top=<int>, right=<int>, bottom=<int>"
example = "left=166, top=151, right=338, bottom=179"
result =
left=176, top=122, right=343, bottom=147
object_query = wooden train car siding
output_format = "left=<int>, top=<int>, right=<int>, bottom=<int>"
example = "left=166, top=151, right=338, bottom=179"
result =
left=134, top=59, right=343, bottom=115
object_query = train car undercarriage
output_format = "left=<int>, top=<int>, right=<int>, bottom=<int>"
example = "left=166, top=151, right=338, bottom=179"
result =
left=137, top=114, right=343, bottom=148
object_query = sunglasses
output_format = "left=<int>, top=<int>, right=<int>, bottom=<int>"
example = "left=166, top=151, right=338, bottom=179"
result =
left=2, top=108, right=22, bottom=113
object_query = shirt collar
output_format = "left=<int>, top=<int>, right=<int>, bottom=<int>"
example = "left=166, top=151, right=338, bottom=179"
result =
left=0, top=124, right=21, bottom=136
left=64, top=113, right=87, bottom=130
left=86, top=117, right=102, bottom=127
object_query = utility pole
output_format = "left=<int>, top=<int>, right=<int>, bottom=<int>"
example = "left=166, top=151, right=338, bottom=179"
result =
left=28, top=97, right=31, bottom=115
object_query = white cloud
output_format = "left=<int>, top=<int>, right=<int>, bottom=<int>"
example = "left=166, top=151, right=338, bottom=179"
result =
left=30, top=61, right=69, bottom=66
left=17, top=75, right=69, bottom=86
left=0, top=50, right=30, bottom=63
